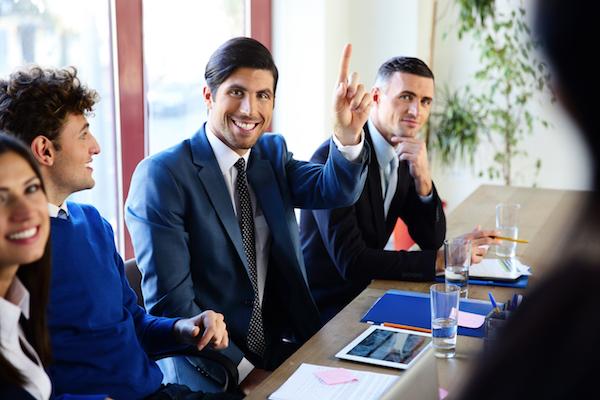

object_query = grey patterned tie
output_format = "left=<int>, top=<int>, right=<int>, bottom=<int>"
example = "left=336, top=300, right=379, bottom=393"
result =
left=234, top=158, right=266, bottom=356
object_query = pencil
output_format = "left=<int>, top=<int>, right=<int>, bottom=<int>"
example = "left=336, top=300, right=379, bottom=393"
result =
left=382, top=322, right=432, bottom=333
left=491, top=235, right=529, bottom=244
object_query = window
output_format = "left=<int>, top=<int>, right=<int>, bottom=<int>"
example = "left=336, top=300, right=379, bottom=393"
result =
left=0, top=0, right=119, bottom=235
left=143, top=0, right=247, bottom=155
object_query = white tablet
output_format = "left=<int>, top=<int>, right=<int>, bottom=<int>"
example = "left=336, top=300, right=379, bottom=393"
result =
left=335, top=325, right=432, bottom=370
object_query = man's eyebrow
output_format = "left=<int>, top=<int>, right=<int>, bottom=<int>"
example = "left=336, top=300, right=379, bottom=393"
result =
left=258, top=88, right=274, bottom=96
left=226, top=84, right=247, bottom=91
left=80, top=123, right=90, bottom=133
left=399, top=90, right=417, bottom=97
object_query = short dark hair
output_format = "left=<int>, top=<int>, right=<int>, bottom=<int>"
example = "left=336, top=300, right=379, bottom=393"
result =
left=205, top=36, right=279, bottom=94
left=374, top=57, right=434, bottom=87
left=0, top=131, right=52, bottom=386
left=0, top=65, right=98, bottom=147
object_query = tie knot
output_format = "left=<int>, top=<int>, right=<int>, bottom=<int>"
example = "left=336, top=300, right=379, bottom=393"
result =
left=57, top=209, right=68, bottom=220
left=234, top=157, right=246, bottom=172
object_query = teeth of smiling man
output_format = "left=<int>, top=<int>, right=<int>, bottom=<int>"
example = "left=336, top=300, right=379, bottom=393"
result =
left=8, top=227, right=37, bottom=240
left=233, top=120, right=257, bottom=130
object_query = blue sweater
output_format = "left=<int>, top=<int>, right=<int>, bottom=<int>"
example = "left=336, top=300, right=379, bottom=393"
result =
left=47, top=203, right=180, bottom=399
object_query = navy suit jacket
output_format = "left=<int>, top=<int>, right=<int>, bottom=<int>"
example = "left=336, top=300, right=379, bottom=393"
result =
left=300, top=124, right=446, bottom=323
left=125, top=124, right=368, bottom=369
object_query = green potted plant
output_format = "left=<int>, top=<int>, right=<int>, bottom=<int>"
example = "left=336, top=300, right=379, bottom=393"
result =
left=429, top=0, right=550, bottom=185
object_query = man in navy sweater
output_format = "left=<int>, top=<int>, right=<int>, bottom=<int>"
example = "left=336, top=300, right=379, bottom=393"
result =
left=0, top=67, right=235, bottom=399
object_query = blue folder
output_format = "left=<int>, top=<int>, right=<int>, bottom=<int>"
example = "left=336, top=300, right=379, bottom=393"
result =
left=434, top=275, right=529, bottom=288
left=360, top=289, right=499, bottom=338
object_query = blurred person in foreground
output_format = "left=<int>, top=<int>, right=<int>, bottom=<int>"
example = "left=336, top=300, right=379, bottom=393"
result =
left=455, top=0, right=600, bottom=399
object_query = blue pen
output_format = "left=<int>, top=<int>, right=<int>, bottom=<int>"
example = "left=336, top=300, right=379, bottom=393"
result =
left=488, top=292, right=501, bottom=313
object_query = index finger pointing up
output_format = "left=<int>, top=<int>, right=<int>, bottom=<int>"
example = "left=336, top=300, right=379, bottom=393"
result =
left=337, top=43, right=352, bottom=84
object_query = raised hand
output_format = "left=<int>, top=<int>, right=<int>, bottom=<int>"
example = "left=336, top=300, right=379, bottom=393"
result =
left=333, top=44, right=372, bottom=145
left=173, top=310, right=229, bottom=351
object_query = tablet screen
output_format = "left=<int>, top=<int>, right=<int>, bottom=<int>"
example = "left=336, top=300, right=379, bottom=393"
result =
left=336, top=325, right=432, bottom=369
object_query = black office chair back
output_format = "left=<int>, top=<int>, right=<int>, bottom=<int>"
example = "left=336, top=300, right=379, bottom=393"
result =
left=122, top=258, right=240, bottom=393
left=124, top=258, right=145, bottom=307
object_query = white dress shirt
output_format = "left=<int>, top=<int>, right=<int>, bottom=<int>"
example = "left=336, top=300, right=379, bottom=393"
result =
left=0, top=278, right=52, bottom=400
left=47, top=202, right=69, bottom=218
left=205, top=126, right=364, bottom=381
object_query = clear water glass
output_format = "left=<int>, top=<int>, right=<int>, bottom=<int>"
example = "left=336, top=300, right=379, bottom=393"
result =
left=430, top=283, right=461, bottom=358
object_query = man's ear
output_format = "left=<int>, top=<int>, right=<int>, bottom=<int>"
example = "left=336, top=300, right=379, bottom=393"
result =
left=371, top=87, right=380, bottom=104
left=30, top=135, right=56, bottom=166
left=202, top=86, right=213, bottom=110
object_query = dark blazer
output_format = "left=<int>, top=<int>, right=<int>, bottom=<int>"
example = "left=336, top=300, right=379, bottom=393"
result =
left=125, top=124, right=368, bottom=369
left=300, top=123, right=446, bottom=323
left=0, top=383, right=35, bottom=400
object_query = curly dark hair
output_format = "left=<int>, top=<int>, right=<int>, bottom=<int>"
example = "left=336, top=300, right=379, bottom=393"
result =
left=0, top=65, right=99, bottom=147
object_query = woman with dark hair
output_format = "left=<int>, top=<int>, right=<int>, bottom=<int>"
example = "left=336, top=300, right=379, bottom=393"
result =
left=0, top=131, right=52, bottom=399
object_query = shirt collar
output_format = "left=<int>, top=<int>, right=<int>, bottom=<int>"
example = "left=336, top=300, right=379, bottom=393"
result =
left=2, top=277, right=30, bottom=320
left=368, top=118, right=397, bottom=170
left=205, top=124, right=251, bottom=175
left=47, top=202, right=69, bottom=219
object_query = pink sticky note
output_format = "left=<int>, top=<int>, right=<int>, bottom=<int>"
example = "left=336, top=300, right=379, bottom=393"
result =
left=439, top=387, right=449, bottom=399
left=314, top=368, right=359, bottom=385
left=458, top=310, right=486, bottom=328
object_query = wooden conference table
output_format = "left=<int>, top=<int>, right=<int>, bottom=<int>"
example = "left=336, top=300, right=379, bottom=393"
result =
left=247, top=184, right=587, bottom=399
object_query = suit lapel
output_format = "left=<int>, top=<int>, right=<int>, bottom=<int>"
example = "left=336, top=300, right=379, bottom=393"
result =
left=190, top=128, right=248, bottom=269
left=364, top=126, right=387, bottom=244
left=246, top=151, right=290, bottom=258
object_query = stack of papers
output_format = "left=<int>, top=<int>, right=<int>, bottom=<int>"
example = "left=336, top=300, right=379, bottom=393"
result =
left=469, top=258, right=532, bottom=281
left=268, top=363, right=397, bottom=400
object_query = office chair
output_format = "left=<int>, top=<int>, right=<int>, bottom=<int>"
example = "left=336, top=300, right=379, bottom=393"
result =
left=124, top=258, right=239, bottom=393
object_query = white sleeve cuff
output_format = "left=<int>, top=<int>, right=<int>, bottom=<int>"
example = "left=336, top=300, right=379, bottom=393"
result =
left=237, top=357, right=254, bottom=383
left=332, top=130, right=365, bottom=161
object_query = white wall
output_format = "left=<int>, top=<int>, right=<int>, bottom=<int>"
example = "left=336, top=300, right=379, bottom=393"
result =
left=272, top=0, right=591, bottom=212
left=272, top=0, right=427, bottom=160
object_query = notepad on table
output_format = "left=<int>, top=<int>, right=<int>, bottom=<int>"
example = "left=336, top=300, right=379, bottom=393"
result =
left=268, top=363, right=397, bottom=400
left=361, top=289, right=498, bottom=338
left=469, top=258, right=532, bottom=281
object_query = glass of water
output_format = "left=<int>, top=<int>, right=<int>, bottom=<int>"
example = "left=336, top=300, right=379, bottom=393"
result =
left=430, top=283, right=461, bottom=358
left=444, top=238, right=471, bottom=298
left=495, top=203, right=520, bottom=258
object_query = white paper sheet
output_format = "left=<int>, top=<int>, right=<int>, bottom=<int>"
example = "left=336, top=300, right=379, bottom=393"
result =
left=469, top=258, right=532, bottom=280
left=268, top=363, right=397, bottom=400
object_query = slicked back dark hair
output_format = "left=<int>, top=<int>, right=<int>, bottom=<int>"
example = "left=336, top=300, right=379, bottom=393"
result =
left=374, top=57, right=434, bottom=88
left=0, top=131, right=52, bottom=386
left=205, top=36, right=278, bottom=95
left=0, top=65, right=98, bottom=147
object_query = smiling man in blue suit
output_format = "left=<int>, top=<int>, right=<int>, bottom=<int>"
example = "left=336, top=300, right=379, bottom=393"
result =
left=125, top=37, right=371, bottom=395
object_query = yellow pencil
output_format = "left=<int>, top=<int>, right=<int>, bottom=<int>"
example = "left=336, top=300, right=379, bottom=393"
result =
left=491, top=235, right=529, bottom=244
